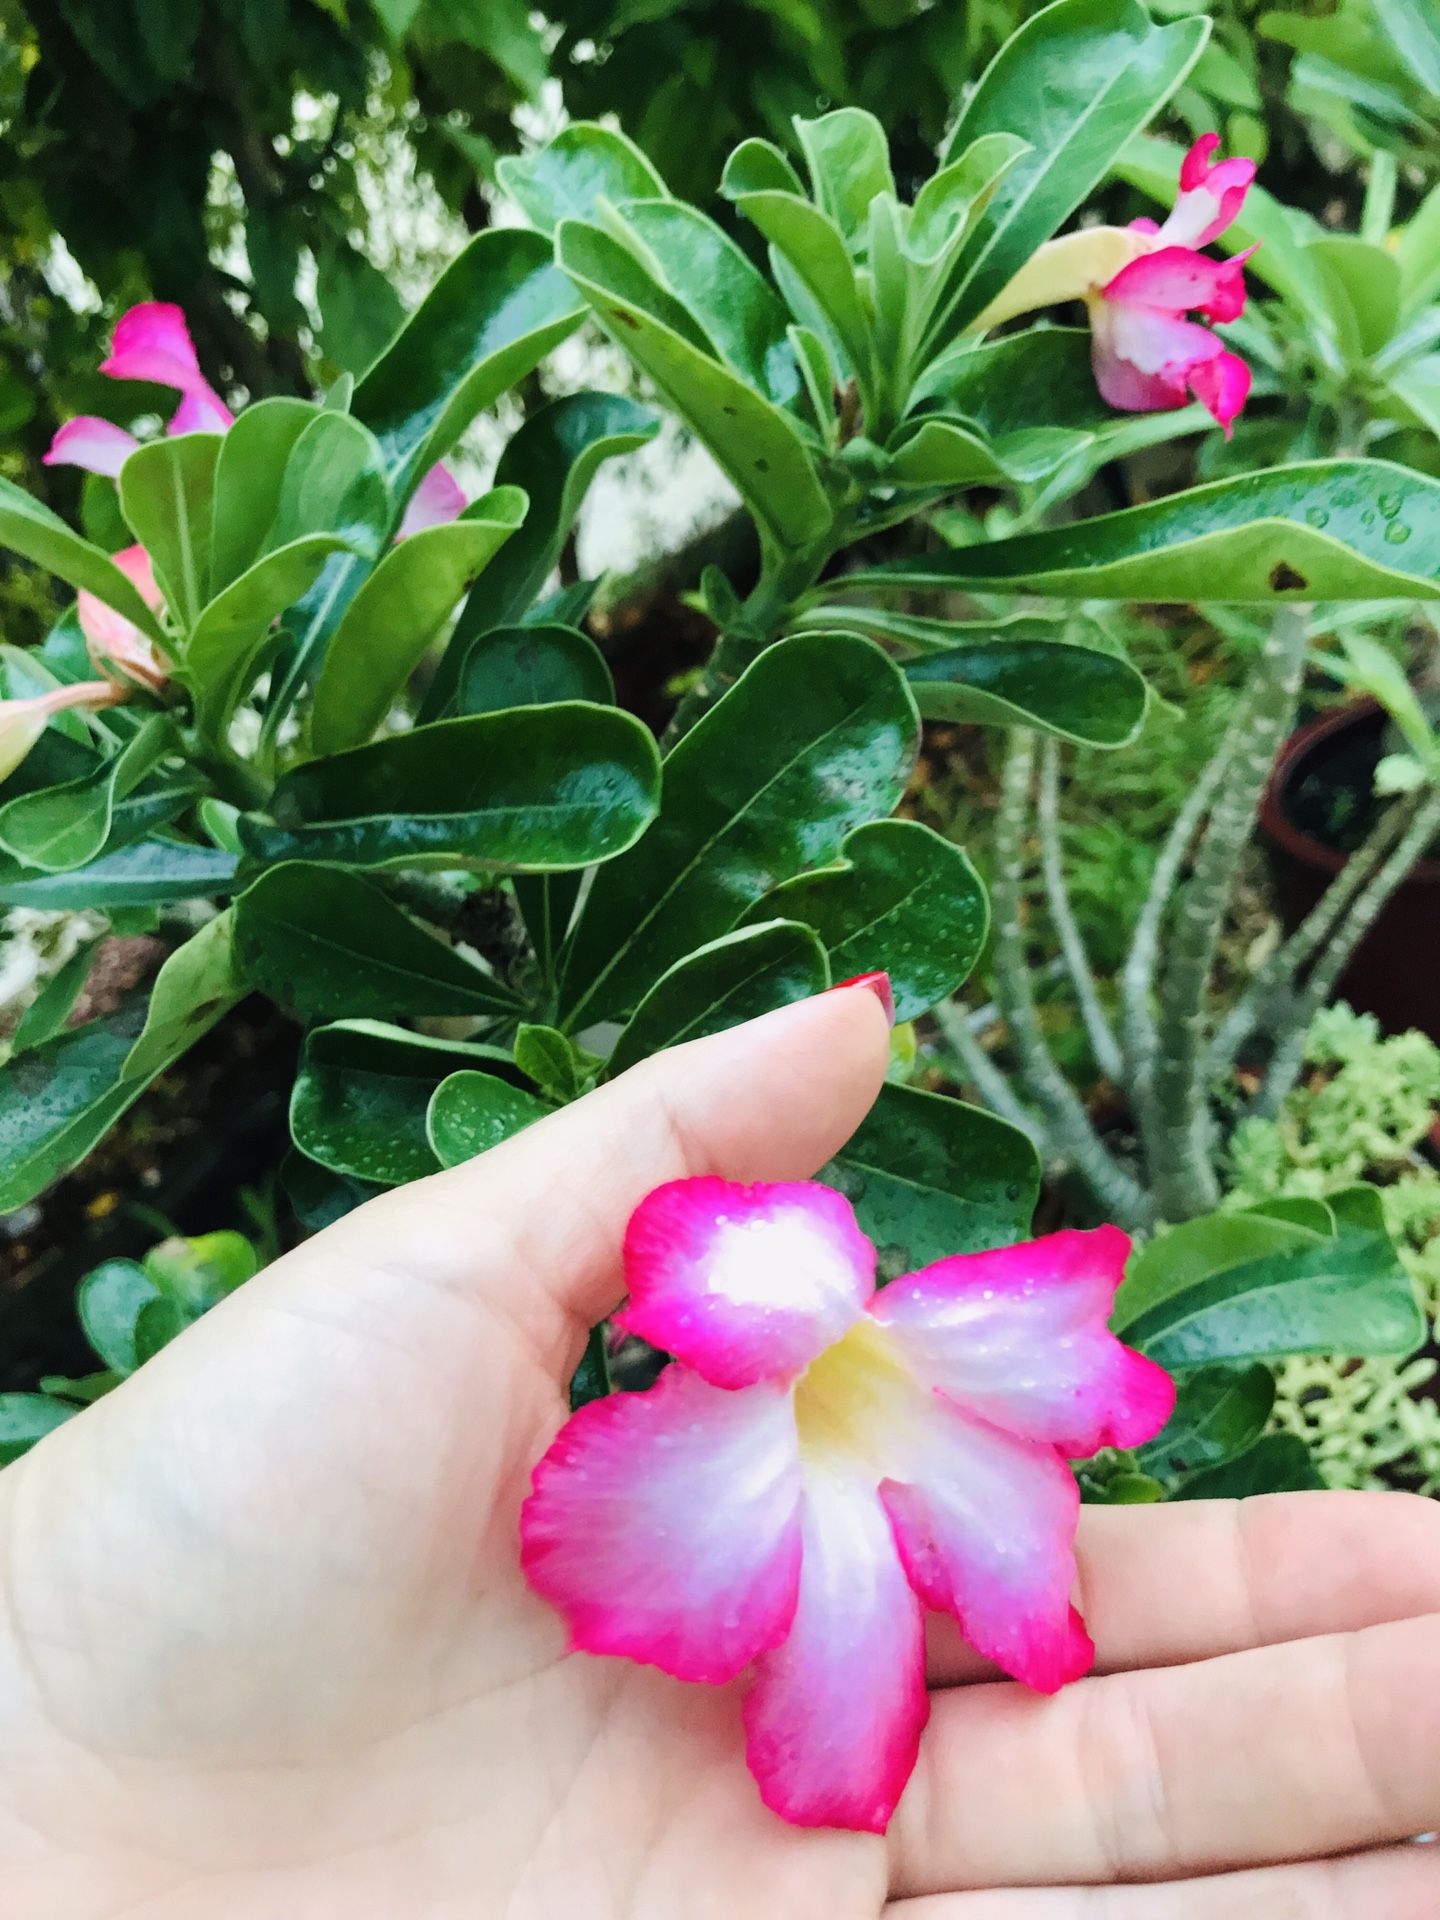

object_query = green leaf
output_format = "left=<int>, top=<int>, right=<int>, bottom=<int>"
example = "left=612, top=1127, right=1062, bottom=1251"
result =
left=559, top=633, right=918, bottom=1027
left=0, top=714, right=180, bottom=873
left=122, top=911, right=241, bottom=1082
left=117, top=434, right=222, bottom=630
left=935, top=0, right=1208, bottom=331
left=904, top=628, right=1149, bottom=748
left=0, top=476, right=165, bottom=641
left=837, top=462, right=1440, bottom=603
left=822, top=1084, right=1040, bottom=1277
left=1120, top=1225, right=1425, bottom=1370
left=187, top=534, right=357, bottom=733
left=1306, top=235, right=1403, bottom=359
left=907, top=134, right=1031, bottom=269
left=353, top=227, right=586, bottom=504
left=209, top=396, right=322, bottom=590
left=269, top=412, right=392, bottom=557
left=291, top=1020, right=522, bottom=1184
left=233, top=863, right=520, bottom=1019
left=77, top=1258, right=162, bottom=1374
left=144, top=1229, right=259, bottom=1313
left=513, top=1023, right=590, bottom=1102
left=883, top=418, right=1017, bottom=490
left=242, top=704, right=661, bottom=873
left=794, top=109, right=894, bottom=251
left=554, top=219, right=831, bottom=554
left=310, top=489, right=527, bottom=754
left=11, top=942, right=96, bottom=1053
left=0, top=837, right=236, bottom=909
left=0, top=1007, right=149, bottom=1210
left=0, top=1394, right=79, bottom=1464
left=316, top=245, right=407, bottom=379
left=607, top=920, right=829, bottom=1077
left=741, top=819, right=986, bottom=1020
left=1113, top=1211, right=1324, bottom=1330
left=497, top=123, right=669, bottom=235
left=451, top=624, right=613, bottom=719
left=433, top=393, right=657, bottom=715
left=426, top=1070, right=554, bottom=1168
left=1136, top=1363, right=1276, bottom=1485
left=1171, top=1433, right=1326, bottom=1499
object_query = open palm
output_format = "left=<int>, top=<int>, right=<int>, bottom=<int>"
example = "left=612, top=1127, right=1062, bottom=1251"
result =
left=1, top=989, right=1438, bottom=1920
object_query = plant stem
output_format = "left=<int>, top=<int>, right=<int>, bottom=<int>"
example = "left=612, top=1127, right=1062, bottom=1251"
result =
left=1036, top=737, right=1123, bottom=1082
left=1254, top=784, right=1440, bottom=1116
left=1120, top=719, right=1238, bottom=1130
left=931, top=998, right=1046, bottom=1142
left=1146, top=607, right=1310, bottom=1219
left=989, top=732, right=1152, bottom=1230
left=1206, top=792, right=1413, bottom=1077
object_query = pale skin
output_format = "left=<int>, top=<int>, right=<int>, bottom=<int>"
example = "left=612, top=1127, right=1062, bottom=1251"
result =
left=1, top=989, right=1439, bottom=1918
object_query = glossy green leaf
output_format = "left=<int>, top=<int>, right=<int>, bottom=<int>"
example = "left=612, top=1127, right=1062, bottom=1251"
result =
left=0, top=714, right=179, bottom=873
left=186, top=534, right=356, bottom=732
left=795, top=109, right=894, bottom=251
left=1121, top=1226, right=1425, bottom=1370
left=607, top=921, right=828, bottom=1078
left=432, top=394, right=656, bottom=717
left=907, top=134, right=1030, bottom=269
left=1172, top=1434, right=1325, bottom=1499
left=740, top=819, right=987, bottom=1020
left=0, top=837, right=236, bottom=909
left=905, top=629, right=1149, bottom=748
left=559, top=634, right=918, bottom=1027
left=117, top=433, right=222, bottom=630
left=11, top=942, right=95, bottom=1053
left=452, top=624, right=613, bottom=719
left=242, top=703, right=661, bottom=873
left=837, top=462, right=1440, bottom=603
left=885, top=418, right=1018, bottom=490
left=0, top=1394, right=78, bottom=1463
left=822, top=1084, right=1040, bottom=1277
left=1135, top=1363, right=1276, bottom=1485
left=513, top=1024, right=591, bottom=1103
left=497, top=123, right=669, bottom=235
left=233, top=863, right=520, bottom=1018
left=291, top=1021, right=521, bottom=1184
left=0, top=1006, right=149, bottom=1209
left=554, top=218, right=831, bottom=553
left=209, top=396, right=322, bottom=590
left=78, top=1258, right=162, bottom=1375
left=144, top=1230, right=259, bottom=1314
left=426, top=1071, right=554, bottom=1169
left=935, top=0, right=1207, bottom=331
left=0, top=476, right=165, bottom=642
left=1113, top=1211, right=1324, bottom=1330
left=310, top=489, right=527, bottom=754
left=122, top=911, right=241, bottom=1082
left=269, top=412, right=392, bottom=558
left=353, top=227, right=587, bottom=504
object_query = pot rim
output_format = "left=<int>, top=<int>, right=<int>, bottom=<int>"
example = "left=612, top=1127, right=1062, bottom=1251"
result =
left=1260, top=696, right=1440, bottom=886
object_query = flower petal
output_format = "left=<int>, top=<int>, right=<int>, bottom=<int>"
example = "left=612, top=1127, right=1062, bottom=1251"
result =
left=868, top=1226, right=1175, bottom=1456
left=168, top=386, right=234, bottom=435
left=1189, top=351, right=1251, bottom=436
left=1162, top=135, right=1255, bottom=249
left=42, top=417, right=140, bottom=479
left=77, top=545, right=168, bottom=693
left=744, top=1467, right=927, bottom=1832
left=882, top=1397, right=1093, bottom=1694
left=101, top=301, right=207, bottom=393
left=617, top=1178, right=875, bottom=1389
left=397, top=463, right=467, bottom=539
left=1103, top=244, right=1246, bottom=319
left=521, top=1364, right=803, bottom=1683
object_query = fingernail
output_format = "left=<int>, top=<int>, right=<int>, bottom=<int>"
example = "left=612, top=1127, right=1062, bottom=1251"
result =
left=826, top=971, right=895, bottom=1027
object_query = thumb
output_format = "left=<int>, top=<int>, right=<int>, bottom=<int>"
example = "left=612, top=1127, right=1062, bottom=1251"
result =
left=316, top=983, right=892, bottom=1371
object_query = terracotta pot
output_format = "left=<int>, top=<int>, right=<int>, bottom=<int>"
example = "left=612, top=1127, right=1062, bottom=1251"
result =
left=1259, top=698, right=1440, bottom=1041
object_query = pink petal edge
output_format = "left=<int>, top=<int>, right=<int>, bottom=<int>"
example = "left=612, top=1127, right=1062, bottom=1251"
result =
left=397, top=463, right=467, bottom=539
left=617, top=1177, right=875, bottom=1390
left=42, top=417, right=140, bottom=479
left=520, top=1365, right=803, bottom=1683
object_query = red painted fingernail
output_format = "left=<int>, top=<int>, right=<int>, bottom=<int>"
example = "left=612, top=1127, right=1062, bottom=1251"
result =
left=826, top=971, right=895, bottom=1027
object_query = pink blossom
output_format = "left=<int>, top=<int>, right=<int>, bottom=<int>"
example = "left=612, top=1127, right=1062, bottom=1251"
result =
left=76, top=544, right=169, bottom=695
left=1089, top=134, right=1257, bottom=436
left=521, top=1180, right=1173, bottom=1834
left=0, top=679, right=125, bottom=783
left=396, top=461, right=467, bottom=539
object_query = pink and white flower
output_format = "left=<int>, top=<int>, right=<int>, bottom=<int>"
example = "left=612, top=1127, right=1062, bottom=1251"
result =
left=44, top=301, right=465, bottom=533
left=521, top=1180, right=1174, bottom=1834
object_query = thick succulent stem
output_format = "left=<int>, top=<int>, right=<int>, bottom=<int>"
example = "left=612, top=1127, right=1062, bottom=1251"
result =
left=931, top=998, right=1045, bottom=1142
left=1037, top=737, right=1123, bottom=1082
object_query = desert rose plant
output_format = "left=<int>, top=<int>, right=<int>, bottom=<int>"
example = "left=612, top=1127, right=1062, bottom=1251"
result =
left=0, top=0, right=1429, bottom=1504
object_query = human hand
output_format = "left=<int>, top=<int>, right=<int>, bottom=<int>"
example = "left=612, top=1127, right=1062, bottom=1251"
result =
left=0, top=986, right=1437, bottom=1918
